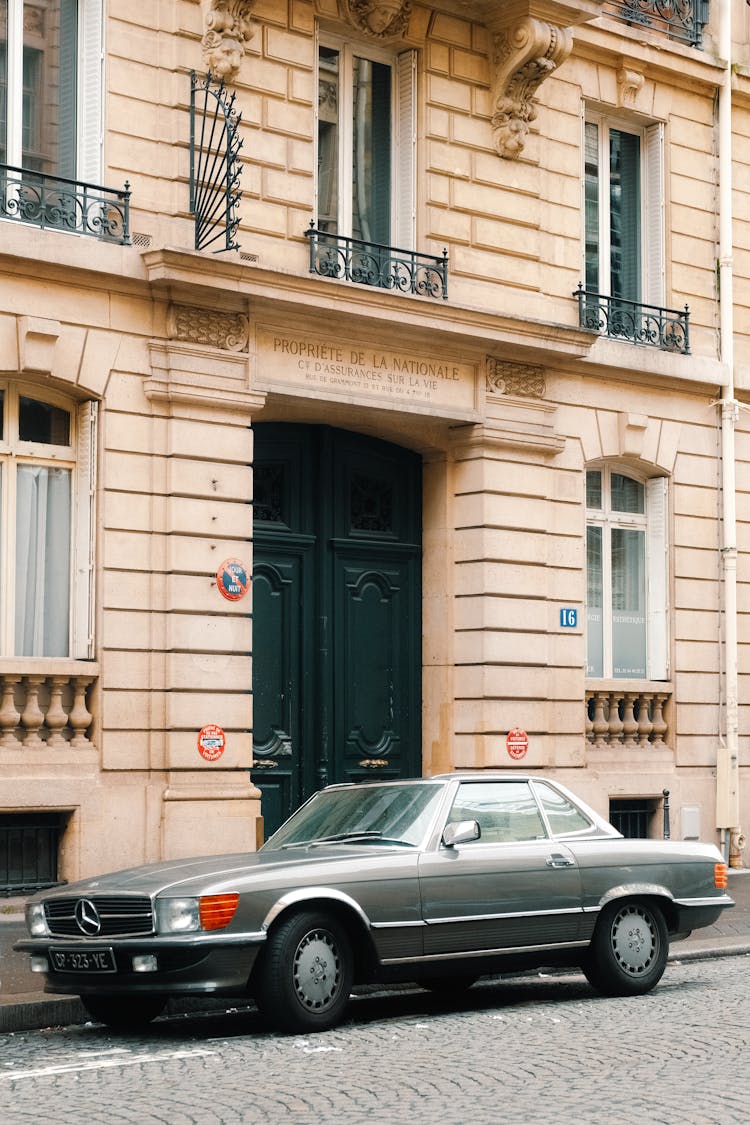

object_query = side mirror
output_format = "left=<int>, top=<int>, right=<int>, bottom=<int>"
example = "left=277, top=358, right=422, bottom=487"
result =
left=442, top=820, right=481, bottom=847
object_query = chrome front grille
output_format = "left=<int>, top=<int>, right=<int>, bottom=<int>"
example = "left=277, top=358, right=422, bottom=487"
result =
left=45, top=895, right=154, bottom=937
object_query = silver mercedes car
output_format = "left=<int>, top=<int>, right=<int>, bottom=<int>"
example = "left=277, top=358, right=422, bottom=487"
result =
left=15, top=774, right=733, bottom=1033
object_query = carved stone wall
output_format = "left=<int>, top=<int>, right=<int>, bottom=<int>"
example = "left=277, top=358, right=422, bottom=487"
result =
left=486, top=358, right=546, bottom=398
left=199, top=0, right=256, bottom=81
left=168, top=305, right=250, bottom=352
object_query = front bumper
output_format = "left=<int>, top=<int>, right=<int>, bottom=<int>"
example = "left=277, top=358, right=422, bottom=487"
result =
left=14, top=932, right=265, bottom=997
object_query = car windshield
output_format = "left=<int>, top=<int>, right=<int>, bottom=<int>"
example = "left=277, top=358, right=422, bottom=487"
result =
left=262, top=782, right=446, bottom=851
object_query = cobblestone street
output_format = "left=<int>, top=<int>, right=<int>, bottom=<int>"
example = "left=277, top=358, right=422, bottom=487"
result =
left=0, top=954, right=748, bottom=1125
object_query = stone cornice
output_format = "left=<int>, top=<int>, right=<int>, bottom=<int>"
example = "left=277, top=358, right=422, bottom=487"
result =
left=142, top=246, right=597, bottom=364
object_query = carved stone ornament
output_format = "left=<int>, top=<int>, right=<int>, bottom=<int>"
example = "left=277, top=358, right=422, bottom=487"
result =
left=616, top=64, right=645, bottom=110
left=491, top=17, right=572, bottom=159
left=169, top=305, right=250, bottom=352
left=342, top=0, right=412, bottom=40
left=486, top=358, right=546, bottom=398
left=200, top=0, right=256, bottom=81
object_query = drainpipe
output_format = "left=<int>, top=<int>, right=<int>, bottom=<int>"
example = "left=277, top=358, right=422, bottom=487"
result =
left=716, top=0, right=741, bottom=861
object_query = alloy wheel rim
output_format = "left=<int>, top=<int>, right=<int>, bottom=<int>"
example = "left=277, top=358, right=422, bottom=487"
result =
left=293, top=928, right=342, bottom=1011
left=611, top=905, right=657, bottom=975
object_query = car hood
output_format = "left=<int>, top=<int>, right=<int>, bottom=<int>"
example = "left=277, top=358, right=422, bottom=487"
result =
left=33, top=844, right=415, bottom=901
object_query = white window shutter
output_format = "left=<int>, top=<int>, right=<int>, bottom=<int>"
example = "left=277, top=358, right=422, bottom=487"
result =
left=395, top=50, right=416, bottom=249
left=78, top=0, right=104, bottom=184
left=644, top=122, right=665, bottom=306
left=646, top=475, right=668, bottom=680
left=74, top=400, right=98, bottom=659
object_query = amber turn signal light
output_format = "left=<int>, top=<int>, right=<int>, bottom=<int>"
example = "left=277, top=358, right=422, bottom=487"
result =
left=714, top=863, right=728, bottom=889
left=199, top=893, right=240, bottom=930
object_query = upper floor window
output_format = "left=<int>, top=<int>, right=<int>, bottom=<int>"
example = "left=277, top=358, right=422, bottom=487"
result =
left=0, top=385, right=95, bottom=657
left=586, top=466, right=668, bottom=681
left=584, top=114, right=664, bottom=306
left=317, top=36, right=415, bottom=250
left=0, top=0, right=102, bottom=181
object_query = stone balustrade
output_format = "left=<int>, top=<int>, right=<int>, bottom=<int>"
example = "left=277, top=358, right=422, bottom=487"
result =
left=0, top=662, right=97, bottom=750
left=585, top=683, right=671, bottom=750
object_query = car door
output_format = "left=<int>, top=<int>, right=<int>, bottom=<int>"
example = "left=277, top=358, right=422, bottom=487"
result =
left=417, top=779, right=585, bottom=956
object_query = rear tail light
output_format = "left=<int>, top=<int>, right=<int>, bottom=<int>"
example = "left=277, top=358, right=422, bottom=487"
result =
left=199, top=893, right=240, bottom=930
left=715, top=863, right=728, bottom=889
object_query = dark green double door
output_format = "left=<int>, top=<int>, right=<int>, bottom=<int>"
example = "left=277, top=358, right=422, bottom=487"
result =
left=251, top=424, right=422, bottom=838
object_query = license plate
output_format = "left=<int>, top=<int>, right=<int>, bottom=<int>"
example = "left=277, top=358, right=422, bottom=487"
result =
left=50, top=948, right=116, bottom=973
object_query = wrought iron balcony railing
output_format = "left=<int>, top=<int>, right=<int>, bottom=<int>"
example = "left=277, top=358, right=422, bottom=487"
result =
left=305, top=225, right=449, bottom=300
left=602, top=0, right=709, bottom=48
left=0, top=164, right=130, bottom=244
left=574, top=285, right=690, bottom=354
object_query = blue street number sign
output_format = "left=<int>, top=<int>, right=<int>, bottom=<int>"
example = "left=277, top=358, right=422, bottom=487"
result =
left=560, top=608, right=577, bottom=628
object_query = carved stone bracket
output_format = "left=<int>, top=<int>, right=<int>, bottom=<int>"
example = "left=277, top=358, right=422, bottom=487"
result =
left=168, top=304, right=250, bottom=352
left=199, top=0, right=256, bottom=81
left=491, top=18, right=572, bottom=159
left=486, top=357, right=546, bottom=398
left=488, top=1, right=602, bottom=159
left=341, top=0, right=412, bottom=39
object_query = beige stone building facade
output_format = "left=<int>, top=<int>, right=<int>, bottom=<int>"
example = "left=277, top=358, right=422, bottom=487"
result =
left=2, top=0, right=750, bottom=888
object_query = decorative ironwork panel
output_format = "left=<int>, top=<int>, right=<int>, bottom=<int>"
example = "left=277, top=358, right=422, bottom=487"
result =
left=305, top=225, right=448, bottom=299
left=0, top=164, right=130, bottom=244
left=602, top=0, right=709, bottom=47
left=253, top=464, right=285, bottom=524
left=350, top=474, right=394, bottom=534
left=574, top=285, right=690, bottom=354
left=189, top=70, right=244, bottom=253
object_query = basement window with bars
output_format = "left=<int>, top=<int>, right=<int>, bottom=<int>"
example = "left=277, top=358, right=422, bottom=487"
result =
left=609, top=798, right=657, bottom=839
left=0, top=812, right=66, bottom=894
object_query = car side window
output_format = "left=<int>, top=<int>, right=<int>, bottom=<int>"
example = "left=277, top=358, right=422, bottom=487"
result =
left=447, top=781, right=547, bottom=843
left=534, top=781, right=594, bottom=835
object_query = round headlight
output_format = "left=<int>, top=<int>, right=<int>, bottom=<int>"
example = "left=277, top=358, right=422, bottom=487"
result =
left=155, top=897, right=200, bottom=934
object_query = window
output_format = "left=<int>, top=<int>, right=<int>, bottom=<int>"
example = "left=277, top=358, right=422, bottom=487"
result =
left=584, top=114, right=664, bottom=305
left=0, top=386, right=95, bottom=657
left=316, top=35, right=415, bottom=249
left=0, top=0, right=102, bottom=180
left=447, top=781, right=548, bottom=843
left=586, top=466, right=668, bottom=680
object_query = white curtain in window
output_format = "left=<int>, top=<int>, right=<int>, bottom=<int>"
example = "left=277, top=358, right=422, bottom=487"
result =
left=15, top=464, right=71, bottom=655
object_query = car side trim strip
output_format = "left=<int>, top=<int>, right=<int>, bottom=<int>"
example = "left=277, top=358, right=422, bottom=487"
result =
left=380, top=939, right=591, bottom=966
left=416, top=906, right=584, bottom=927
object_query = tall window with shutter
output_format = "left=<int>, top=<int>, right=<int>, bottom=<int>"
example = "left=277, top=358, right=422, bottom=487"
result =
left=584, top=114, right=665, bottom=306
left=0, top=0, right=102, bottom=181
left=586, top=467, right=669, bottom=681
left=316, top=34, right=416, bottom=251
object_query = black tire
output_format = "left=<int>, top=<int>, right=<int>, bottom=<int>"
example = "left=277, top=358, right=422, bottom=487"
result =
left=583, top=899, right=668, bottom=996
left=254, top=910, right=354, bottom=1034
left=80, top=993, right=166, bottom=1029
left=418, top=975, right=478, bottom=994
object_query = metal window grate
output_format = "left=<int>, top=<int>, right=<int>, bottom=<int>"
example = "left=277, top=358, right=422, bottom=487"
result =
left=0, top=164, right=130, bottom=243
left=0, top=814, right=65, bottom=896
left=574, top=285, right=690, bottom=353
left=305, top=225, right=449, bottom=299
left=609, top=799, right=654, bottom=839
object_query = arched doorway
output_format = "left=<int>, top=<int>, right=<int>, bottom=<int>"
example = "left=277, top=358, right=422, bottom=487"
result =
left=251, top=424, right=423, bottom=837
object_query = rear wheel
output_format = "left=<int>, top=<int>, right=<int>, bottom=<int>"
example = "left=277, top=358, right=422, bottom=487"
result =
left=80, top=994, right=166, bottom=1029
left=584, top=900, right=668, bottom=996
left=254, top=910, right=354, bottom=1034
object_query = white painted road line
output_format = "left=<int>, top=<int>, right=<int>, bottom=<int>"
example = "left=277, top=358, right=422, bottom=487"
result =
left=0, top=1047, right=216, bottom=1082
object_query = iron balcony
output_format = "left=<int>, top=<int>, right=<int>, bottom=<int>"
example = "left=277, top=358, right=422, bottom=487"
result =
left=574, top=284, right=690, bottom=354
left=0, top=163, right=130, bottom=244
left=305, top=225, right=449, bottom=300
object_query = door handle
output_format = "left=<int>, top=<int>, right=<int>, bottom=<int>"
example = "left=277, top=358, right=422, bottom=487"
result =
left=546, top=853, right=575, bottom=868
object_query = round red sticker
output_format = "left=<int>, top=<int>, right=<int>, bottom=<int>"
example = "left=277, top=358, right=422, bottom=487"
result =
left=506, top=728, right=528, bottom=760
left=216, top=558, right=250, bottom=602
left=198, top=724, right=226, bottom=761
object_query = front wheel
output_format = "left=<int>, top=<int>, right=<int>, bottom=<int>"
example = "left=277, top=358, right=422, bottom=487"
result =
left=80, top=994, right=166, bottom=1029
left=583, top=900, right=668, bottom=996
left=254, top=910, right=354, bottom=1034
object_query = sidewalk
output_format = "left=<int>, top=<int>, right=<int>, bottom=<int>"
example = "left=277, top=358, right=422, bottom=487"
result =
left=2, top=871, right=749, bottom=1034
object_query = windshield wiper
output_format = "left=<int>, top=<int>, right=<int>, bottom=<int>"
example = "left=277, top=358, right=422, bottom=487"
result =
left=281, top=831, right=414, bottom=849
